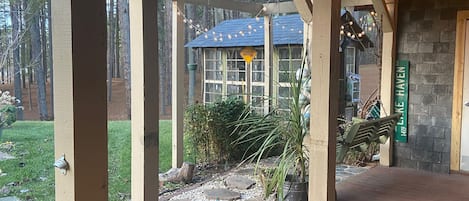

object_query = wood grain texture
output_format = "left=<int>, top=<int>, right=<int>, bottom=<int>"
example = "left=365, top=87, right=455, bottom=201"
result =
left=451, top=11, right=469, bottom=172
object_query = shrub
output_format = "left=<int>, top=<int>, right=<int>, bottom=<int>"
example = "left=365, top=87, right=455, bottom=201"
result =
left=184, top=97, right=255, bottom=164
left=0, top=91, right=22, bottom=128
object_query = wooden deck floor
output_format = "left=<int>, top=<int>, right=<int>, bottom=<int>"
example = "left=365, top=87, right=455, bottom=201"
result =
left=336, top=166, right=469, bottom=201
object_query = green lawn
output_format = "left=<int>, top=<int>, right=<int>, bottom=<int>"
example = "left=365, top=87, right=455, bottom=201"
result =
left=0, top=120, right=175, bottom=200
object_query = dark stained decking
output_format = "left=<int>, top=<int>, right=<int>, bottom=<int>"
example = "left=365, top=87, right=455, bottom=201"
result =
left=336, top=166, right=469, bottom=201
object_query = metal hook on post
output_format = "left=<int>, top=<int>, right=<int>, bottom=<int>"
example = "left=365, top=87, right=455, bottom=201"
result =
left=54, top=154, right=69, bottom=175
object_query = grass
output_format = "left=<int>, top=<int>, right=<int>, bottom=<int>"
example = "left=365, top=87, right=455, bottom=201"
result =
left=0, top=120, right=175, bottom=201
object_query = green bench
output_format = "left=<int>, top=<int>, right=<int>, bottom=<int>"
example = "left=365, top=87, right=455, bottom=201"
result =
left=336, top=113, right=402, bottom=163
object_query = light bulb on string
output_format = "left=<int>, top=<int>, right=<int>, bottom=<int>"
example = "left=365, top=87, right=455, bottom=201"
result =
left=340, top=30, right=345, bottom=35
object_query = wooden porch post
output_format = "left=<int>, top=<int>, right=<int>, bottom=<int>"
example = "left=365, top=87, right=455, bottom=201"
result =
left=309, top=0, right=341, bottom=200
left=376, top=0, right=398, bottom=167
left=52, top=0, right=108, bottom=200
left=172, top=0, right=185, bottom=168
left=264, top=15, right=272, bottom=113
left=129, top=0, right=160, bottom=200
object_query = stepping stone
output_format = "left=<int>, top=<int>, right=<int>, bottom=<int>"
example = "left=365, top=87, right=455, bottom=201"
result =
left=204, top=188, right=241, bottom=201
left=0, top=197, right=20, bottom=201
left=225, top=175, right=255, bottom=189
left=235, top=168, right=255, bottom=175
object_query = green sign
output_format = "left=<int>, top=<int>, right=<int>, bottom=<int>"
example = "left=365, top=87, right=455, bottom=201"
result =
left=394, top=60, right=409, bottom=142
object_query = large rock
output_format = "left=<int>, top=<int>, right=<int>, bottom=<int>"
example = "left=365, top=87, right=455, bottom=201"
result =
left=225, top=175, right=255, bottom=190
left=204, top=188, right=241, bottom=201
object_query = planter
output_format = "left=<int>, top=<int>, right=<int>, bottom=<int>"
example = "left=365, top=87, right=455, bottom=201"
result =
left=283, top=180, right=308, bottom=201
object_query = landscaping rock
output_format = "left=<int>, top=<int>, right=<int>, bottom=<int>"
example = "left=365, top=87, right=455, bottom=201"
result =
left=225, top=176, right=255, bottom=190
left=204, top=188, right=241, bottom=200
left=235, top=168, right=255, bottom=176
left=0, top=152, right=14, bottom=161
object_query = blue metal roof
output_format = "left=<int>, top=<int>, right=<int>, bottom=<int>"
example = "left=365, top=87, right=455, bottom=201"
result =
left=185, top=14, right=304, bottom=48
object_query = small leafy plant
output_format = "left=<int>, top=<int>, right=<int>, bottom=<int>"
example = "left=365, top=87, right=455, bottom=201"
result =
left=0, top=91, right=22, bottom=128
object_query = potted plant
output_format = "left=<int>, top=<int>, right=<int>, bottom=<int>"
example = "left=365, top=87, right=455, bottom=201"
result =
left=234, top=63, right=311, bottom=201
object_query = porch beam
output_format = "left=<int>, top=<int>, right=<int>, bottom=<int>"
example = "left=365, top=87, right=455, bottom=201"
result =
left=129, top=0, right=160, bottom=200
left=263, top=2, right=298, bottom=15
left=379, top=0, right=398, bottom=167
left=52, top=0, right=108, bottom=200
left=184, top=0, right=263, bottom=14
left=172, top=0, right=185, bottom=168
left=293, top=0, right=313, bottom=23
left=372, top=0, right=394, bottom=32
left=309, top=0, right=341, bottom=200
left=342, top=0, right=373, bottom=7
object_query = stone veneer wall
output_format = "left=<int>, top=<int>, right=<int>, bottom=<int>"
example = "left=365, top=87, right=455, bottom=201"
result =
left=395, top=0, right=469, bottom=173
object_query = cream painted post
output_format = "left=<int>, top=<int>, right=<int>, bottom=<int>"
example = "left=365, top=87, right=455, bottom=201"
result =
left=378, top=0, right=398, bottom=167
left=52, top=0, right=108, bottom=200
left=379, top=32, right=396, bottom=167
left=264, top=15, right=272, bottom=113
left=129, top=0, right=160, bottom=200
left=172, top=0, right=185, bottom=168
left=309, top=0, right=341, bottom=200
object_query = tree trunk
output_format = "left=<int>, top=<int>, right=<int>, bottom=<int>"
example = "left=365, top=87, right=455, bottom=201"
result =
left=164, top=0, right=172, bottom=115
left=107, top=0, right=116, bottom=102
left=118, top=0, right=131, bottom=119
left=47, top=0, right=54, bottom=119
left=30, top=7, right=48, bottom=120
left=10, top=0, right=23, bottom=120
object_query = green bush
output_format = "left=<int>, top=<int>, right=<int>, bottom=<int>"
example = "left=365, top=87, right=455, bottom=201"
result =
left=185, top=97, right=257, bottom=164
left=0, top=105, right=17, bottom=127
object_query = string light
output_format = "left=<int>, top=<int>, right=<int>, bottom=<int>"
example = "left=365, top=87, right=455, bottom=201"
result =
left=341, top=10, right=380, bottom=42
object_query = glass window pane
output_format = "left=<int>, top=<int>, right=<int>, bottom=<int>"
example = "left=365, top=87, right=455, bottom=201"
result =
left=227, top=72, right=239, bottom=81
left=291, top=47, right=302, bottom=59
left=206, top=83, right=222, bottom=93
left=252, top=97, right=264, bottom=107
left=252, top=61, right=264, bottom=71
left=252, top=72, right=264, bottom=82
left=278, top=98, right=290, bottom=109
left=279, top=87, right=291, bottom=98
left=279, top=72, right=292, bottom=83
left=227, top=85, right=243, bottom=95
left=291, top=61, right=302, bottom=70
left=206, top=71, right=215, bottom=80
left=252, top=86, right=264, bottom=96
left=279, top=61, right=290, bottom=71
left=279, top=48, right=289, bottom=59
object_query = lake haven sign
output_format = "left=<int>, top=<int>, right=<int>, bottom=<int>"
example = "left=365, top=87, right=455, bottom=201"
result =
left=394, top=60, right=409, bottom=143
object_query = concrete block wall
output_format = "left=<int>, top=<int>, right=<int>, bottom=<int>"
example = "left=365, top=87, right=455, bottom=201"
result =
left=395, top=0, right=469, bottom=173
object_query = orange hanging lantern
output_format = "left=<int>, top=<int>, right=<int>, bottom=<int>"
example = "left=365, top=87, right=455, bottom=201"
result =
left=240, top=47, right=257, bottom=64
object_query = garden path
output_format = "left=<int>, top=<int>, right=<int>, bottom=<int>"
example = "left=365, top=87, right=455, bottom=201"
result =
left=160, top=158, right=372, bottom=201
